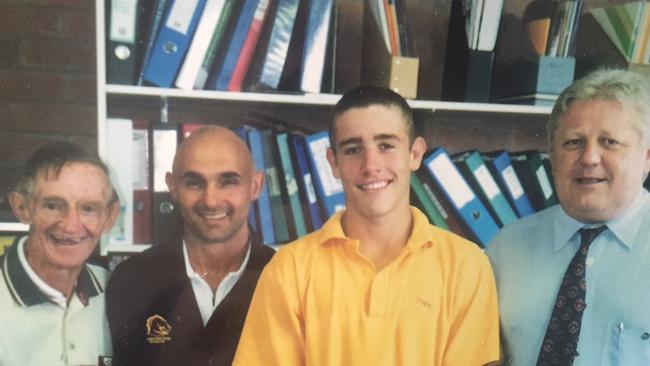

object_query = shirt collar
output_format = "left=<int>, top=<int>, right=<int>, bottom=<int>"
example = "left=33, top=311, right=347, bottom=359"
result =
left=182, top=239, right=252, bottom=280
left=316, top=207, right=434, bottom=251
left=604, top=189, right=650, bottom=249
left=553, top=189, right=650, bottom=251
left=2, top=236, right=103, bottom=308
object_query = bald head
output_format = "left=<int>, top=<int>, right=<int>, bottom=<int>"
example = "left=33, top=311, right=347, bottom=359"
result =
left=166, top=125, right=263, bottom=246
left=172, top=125, right=254, bottom=175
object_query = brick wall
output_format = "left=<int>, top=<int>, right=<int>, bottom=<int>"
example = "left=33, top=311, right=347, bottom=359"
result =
left=0, top=1, right=96, bottom=203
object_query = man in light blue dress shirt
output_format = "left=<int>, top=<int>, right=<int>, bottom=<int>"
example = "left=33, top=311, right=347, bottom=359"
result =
left=487, top=68, right=650, bottom=366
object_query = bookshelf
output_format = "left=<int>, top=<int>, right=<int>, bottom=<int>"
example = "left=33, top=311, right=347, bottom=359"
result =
left=95, top=0, right=552, bottom=254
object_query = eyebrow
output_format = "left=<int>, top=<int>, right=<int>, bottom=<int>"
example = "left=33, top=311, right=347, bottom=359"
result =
left=178, top=171, right=243, bottom=180
left=337, top=133, right=401, bottom=149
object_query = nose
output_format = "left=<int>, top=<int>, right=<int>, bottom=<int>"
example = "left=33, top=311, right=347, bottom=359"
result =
left=201, top=183, right=222, bottom=208
left=361, top=148, right=381, bottom=173
left=579, top=141, right=602, bottom=166
left=59, top=208, right=84, bottom=232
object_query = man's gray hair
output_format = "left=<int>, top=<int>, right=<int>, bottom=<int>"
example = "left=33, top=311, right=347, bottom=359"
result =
left=547, top=68, right=650, bottom=144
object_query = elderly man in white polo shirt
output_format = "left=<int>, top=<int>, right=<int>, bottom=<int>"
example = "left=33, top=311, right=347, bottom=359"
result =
left=0, top=142, right=118, bottom=365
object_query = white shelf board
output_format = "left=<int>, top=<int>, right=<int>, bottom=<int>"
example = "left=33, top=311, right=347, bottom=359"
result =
left=100, top=243, right=152, bottom=256
left=0, top=222, right=29, bottom=232
left=105, top=85, right=552, bottom=114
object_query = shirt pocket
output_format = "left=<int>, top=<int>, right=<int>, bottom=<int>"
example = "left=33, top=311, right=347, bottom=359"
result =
left=602, top=321, right=650, bottom=366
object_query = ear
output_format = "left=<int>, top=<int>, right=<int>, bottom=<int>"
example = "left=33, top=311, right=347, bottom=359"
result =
left=409, top=137, right=427, bottom=171
left=8, top=192, right=33, bottom=225
left=102, top=199, right=121, bottom=234
left=250, top=170, right=264, bottom=201
left=326, top=147, right=341, bottom=179
left=643, top=148, right=650, bottom=179
left=165, top=172, right=178, bottom=201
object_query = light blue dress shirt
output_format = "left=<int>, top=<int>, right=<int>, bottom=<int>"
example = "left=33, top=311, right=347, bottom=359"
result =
left=487, top=189, right=650, bottom=366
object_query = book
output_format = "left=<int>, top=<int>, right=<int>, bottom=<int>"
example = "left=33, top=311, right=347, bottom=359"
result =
left=227, top=0, right=274, bottom=91
left=276, top=132, right=308, bottom=239
left=453, top=150, right=517, bottom=227
left=233, top=126, right=258, bottom=232
left=105, top=118, right=134, bottom=247
left=299, top=0, right=334, bottom=93
left=510, top=150, right=557, bottom=211
left=209, top=0, right=261, bottom=90
left=332, top=0, right=363, bottom=93
left=261, top=129, right=290, bottom=243
left=416, top=170, right=468, bottom=237
left=290, top=134, right=323, bottom=231
left=410, top=172, right=448, bottom=229
left=590, top=1, right=646, bottom=61
left=246, top=127, right=276, bottom=244
left=174, top=0, right=229, bottom=89
left=393, top=0, right=412, bottom=56
left=423, top=147, right=499, bottom=247
left=132, top=119, right=152, bottom=244
left=151, top=122, right=182, bottom=246
left=142, top=0, right=207, bottom=87
left=367, top=0, right=391, bottom=53
left=106, top=0, right=140, bottom=85
left=135, top=0, right=168, bottom=85
left=305, top=130, right=345, bottom=218
left=244, top=0, right=300, bottom=91
left=482, top=150, right=535, bottom=218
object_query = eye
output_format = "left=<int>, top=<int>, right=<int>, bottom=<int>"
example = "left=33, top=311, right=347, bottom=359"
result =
left=220, top=176, right=241, bottom=187
left=181, top=175, right=205, bottom=190
left=343, top=146, right=361, bottom=156
left=379, top=142, right=395, bottom=151
left=42, top=199, right=66, bottom=212
left=561, top=139, right=582, bottom=149
left=80, top=203, right=101, bottom=215
left=602, top=137, right=619, bottom=146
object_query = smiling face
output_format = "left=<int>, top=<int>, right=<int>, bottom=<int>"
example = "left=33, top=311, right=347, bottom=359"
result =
left=10, top=162, right=118, bottom=272
left=550, top=99, right=650, bottom=223
left=166, top=127, right=263, bottom=247
left=327, top=105, right=426, bottom=221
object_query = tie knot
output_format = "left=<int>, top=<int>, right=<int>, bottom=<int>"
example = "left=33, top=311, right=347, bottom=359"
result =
left=579, top=226, right=607, bottom=246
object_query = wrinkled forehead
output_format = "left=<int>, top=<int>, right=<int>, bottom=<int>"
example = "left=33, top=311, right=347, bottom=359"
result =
left=32, top=162, right=113, bottom=200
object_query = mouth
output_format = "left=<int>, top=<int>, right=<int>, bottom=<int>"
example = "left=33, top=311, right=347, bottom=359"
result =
left=357, top=179, right=392, bottom=191
left=575, top=177, right=606, bottom=184
left=198, top=210, right=229, bottom=221
left=50, top=234, right=85, bottom=245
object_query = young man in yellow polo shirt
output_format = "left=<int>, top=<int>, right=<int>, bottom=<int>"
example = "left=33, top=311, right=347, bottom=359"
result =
left=234, top=86, right=500, bottom=365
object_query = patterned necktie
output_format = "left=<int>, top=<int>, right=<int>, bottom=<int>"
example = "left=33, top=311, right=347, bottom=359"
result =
left=536, top=225, right=607, bottom=366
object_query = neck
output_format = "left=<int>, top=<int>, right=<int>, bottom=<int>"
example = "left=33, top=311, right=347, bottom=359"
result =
left=185, top=231, right=250, bottom=291
left=24, top=243, right=81, bottom=300
left=342, top=206, right=413, bottom=270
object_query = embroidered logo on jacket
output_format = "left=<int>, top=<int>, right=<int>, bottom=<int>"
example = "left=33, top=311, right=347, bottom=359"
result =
left=146, top=314, right=172, bottom=344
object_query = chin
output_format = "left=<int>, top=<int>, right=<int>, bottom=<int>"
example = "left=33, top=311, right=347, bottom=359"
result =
left=565, top=205, right=614, bottom=223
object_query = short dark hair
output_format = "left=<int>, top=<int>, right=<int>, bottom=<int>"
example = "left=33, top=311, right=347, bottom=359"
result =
left=330, top=86, right=415, bottom=151
left=16, top=141, right=117, bottom=204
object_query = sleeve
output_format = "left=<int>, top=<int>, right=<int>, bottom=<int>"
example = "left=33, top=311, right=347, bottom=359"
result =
left=443, top=250, right=501, bottom=366
left=233, top=249, right=305, bottom=366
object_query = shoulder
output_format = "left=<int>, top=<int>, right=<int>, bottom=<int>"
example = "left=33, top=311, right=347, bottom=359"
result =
left=87, top=263, right=110, bottom=285
left=485, top=206, right=560, bottom=270
left=426, top=224, right=486, bottom=261
left=488, top=206, right=557, bottom=251
left=106, top=242, right=182, bottom=294
left=250, top=236, right=276, bottom=264
left=115, top=242, right=179, bottom=273
left=260, top=230, right=323, bottom=280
